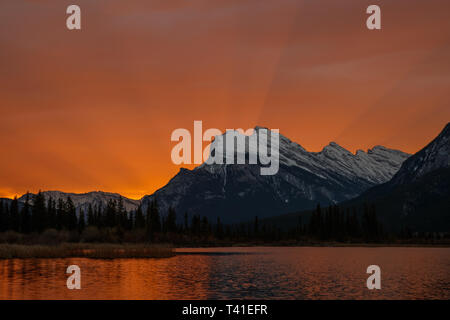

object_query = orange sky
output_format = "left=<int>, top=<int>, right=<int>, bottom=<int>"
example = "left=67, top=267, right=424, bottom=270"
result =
left=1, top=0, right=449, bottom=199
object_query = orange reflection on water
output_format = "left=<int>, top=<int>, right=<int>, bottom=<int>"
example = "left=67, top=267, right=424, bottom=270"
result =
left=0, top=247, right=449, bottom=299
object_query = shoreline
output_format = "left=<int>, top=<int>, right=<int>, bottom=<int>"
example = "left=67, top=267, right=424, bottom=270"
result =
left=0, top=243, right=175, bottom=259
left=174, top=242, right=450, bottom=248
left=0, top=241, right=449, bottom=259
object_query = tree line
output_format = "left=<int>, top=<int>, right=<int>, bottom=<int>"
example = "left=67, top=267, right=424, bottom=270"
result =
left=0, top=192, right=434, bottom=243
left=303, top=204, right=383, bottom=242
left=0, top=193, right=163, bottom=236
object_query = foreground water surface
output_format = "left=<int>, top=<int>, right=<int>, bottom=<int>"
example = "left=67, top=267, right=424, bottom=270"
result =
left=0, top=247, right=448, bottom=299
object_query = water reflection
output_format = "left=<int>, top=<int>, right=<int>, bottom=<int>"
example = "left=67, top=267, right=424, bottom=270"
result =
left=0, top=247, right=448, bottom=299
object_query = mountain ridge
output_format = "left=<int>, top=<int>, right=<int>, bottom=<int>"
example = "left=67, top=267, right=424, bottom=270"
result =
left=15, top=190, right=140, bottom=213
left=141, top=127, right=410, bottom=223
left=2, top=126, right=421, bottom=224
left=262, top=122, right=450, bottom=232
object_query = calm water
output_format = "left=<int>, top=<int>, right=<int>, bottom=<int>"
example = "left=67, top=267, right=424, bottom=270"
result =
left=0, top=247, right=449, bottom=299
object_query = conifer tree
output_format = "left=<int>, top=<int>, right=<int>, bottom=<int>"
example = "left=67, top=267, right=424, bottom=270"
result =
left=20, top=193, right=31, bottom=233
left=201, top=216, right=209, bottom=235
left=10, top=196, right=20, bottom=232
left=47, top=197, right=57, bottom=229
left=56, top=198, right=66, bottom=230
left=166, top=207, right=177, bottom=233
left=135, top=205, right=145, bottom=229
left=31, top=192, right=47, bottom=232
left=78, top=209, right=86, bottom=232
left=308, top=204, right=321, bottom=237
left=95, top=204, right=103, bottom=228
left=0, top=200, right=5, bottom=232
left=87, top=204, right=95, bottom=226
left=105, top=199, right=117, bottom=228
left=191, top=214, right=201, bottom=236
left=184, top=212, right=189, bottom=233
left=117, top=197, right=127, bottom=228
left=216, top=217, right=224, bottom=239
left=65, top=196, right=77, bottom=231
left=147, top=200, right=161, bottom=237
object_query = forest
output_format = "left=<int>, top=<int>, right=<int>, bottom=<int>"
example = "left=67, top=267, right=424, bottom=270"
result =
left=0, top=192, right=446, bottom=245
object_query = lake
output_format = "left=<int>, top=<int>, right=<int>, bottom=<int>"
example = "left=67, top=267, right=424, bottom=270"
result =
left=0, top=247, right=449, bottom=299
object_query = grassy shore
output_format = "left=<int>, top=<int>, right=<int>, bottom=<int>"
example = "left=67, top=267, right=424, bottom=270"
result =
left=0, top=241, right=447, bottom=259
left=0, top=243, right=175, bottom=259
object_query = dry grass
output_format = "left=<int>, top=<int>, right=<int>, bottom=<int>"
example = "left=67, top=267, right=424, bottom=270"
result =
left=0, top=243, right=175, bottom=259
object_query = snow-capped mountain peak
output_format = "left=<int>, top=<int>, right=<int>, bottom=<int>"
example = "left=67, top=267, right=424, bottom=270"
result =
left=141, top=127, right=410, bottom=223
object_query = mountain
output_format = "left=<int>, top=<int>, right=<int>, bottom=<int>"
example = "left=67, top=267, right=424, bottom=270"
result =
left=17, top=191, right=140, bottom=213
left=345, top=122, right=450, bottom=232
left=389, top=123, right=450, bottom=185
left=265, top=123, right=450, bottom=232
left=141, top=127, right=410, bottom=223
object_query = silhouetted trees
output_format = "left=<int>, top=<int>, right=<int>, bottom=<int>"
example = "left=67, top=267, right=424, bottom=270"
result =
left=165, top=207, right=177, bottom=233
left=21, top=193, right=31, bottom=233
left=31, top=192, right=47, bottom=232
left=135, top=205, right=145, bottom=229
left=78, top=209, right=86, bottom=232
left=87, top=204, right=95, bottom=226
left=66, top=197, right=78, bottom=231
left=0, top=199, right=8, bottom=232
left=0, top=194, right=409, bottom=244
left=10, top=197, right=20, bottom=232
left=216, top=217, right=224, bottom=240
left=147, top=199, right=161, bottom=238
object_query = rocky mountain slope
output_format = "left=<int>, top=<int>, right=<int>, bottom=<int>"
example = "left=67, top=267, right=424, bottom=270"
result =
left=142, top=127, right=410, bottom=223
left=266, top=123, right=450, bottom=232
left=347, top=122, right=450, bottom=231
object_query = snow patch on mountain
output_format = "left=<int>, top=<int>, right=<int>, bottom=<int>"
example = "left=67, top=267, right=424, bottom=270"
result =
left=18, top=191, right=140, bottom=212
left=141, top=127, right=410, bottom=223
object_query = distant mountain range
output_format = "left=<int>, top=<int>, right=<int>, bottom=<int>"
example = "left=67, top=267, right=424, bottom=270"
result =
left=265, top=123, right=450, bottom=232
left=1, top=191, right=140, bottom=213
left=1, top=128, right=410, bottom=223
left=141, top=127, right=409, bottom=223
left=3, top=123, right=448, bottom=232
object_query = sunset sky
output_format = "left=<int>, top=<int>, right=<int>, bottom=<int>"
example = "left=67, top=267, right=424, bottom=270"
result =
left=1, top=0, right=449, bottom=199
